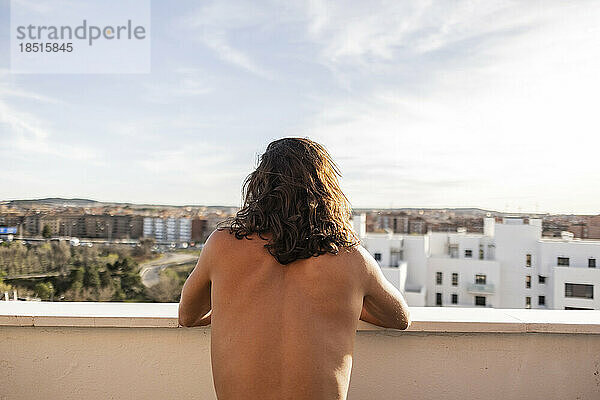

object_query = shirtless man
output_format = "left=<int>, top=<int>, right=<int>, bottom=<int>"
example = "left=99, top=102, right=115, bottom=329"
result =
left=179, top=138, right=411, bottom=400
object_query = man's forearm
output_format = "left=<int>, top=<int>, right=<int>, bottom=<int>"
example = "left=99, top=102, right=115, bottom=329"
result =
left=359, top=305, right=385, bottom=326
left=180, top=309, right=212, bottom=327
left=178, top=276, right=211, bottom=327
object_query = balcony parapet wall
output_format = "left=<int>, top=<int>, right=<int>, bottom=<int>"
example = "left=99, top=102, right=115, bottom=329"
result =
left=1, top=303, right=600, bottom=399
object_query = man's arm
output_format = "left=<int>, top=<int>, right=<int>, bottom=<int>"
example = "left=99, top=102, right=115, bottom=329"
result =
left=360, top=304, right=387, bottom=326
left=178, top=231, right=219, bottom=327
left=358, top=246, right=411, bottom=330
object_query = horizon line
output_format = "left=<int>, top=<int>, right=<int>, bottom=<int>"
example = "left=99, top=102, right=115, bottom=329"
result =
left=1, top=197, right=598, bottom=216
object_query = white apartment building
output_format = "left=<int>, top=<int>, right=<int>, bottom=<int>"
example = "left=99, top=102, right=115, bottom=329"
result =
left=143, top=217, right=192, bottom=243
left=353, top=215, right=600, bottom=310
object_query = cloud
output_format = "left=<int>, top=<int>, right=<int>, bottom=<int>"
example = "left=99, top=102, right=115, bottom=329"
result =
left=141, top=68, right=213, bottom=104
left=201, top=31, right=271, bottom=79
left=177, top=1, right=274, bottom=79
left=0, top=82, right=97, bottom=162
left=304, top=1, right=526, bottom=63
left=10, top=0, right=55, bottom=14
left=0, top=87, right=63, bottom=104
left=283, top=1, right=600, bottom=212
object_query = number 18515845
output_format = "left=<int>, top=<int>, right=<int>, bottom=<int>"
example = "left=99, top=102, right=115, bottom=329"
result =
left=19, top=42, right=73, bottom=52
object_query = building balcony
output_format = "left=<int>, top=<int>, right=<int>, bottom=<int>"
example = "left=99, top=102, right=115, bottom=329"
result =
left=467, top=282, right=496, bottom=294
left=1, top=302, right=599, bottom=399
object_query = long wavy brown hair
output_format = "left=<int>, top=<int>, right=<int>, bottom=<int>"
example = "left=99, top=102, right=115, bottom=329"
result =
left=219, top=137, right=358, bottom=265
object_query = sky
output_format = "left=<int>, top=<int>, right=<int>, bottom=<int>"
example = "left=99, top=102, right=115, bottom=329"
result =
left=1, top=0, right=599, bottom=214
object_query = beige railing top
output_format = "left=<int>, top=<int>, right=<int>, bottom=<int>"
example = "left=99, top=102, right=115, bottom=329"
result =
left=1, top=302, right=599, bottom=334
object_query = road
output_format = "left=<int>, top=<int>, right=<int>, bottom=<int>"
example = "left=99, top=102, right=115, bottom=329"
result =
left=139, top=252, right=199, bottom=287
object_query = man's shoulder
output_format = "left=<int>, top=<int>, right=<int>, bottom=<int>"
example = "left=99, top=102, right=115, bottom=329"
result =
left=204, top=229, right=242, bottom=251
left=317, top=244, right=374, bottom=273
left=336, top=244, right=373, bottom=263
left=206, top=228, right=236, bottom=242
left=204, top=229, right=266, bottom=255
left=333, top=244, right=379, bottom=279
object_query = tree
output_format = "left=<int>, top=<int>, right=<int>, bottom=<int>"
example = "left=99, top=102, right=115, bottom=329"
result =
left=69, top=267, right=85, bottom=294
left=111, top=284, right=126, bottom=301
left=42, top=225, right=52, bottom=239
left=0, top=273, right=13, bottom=298
left=120, top=271, right=144, bottom=299
left=79, top=246, right=99, bottom=267
left=146, top=271, right=182, bottom=302
left=51, top=241, right=71, bottom=274
left=105, top=257, right=145, bottom=300
left=133, top=238, right=155, bottom=259
left=34, top=282, right=54, bottom=300
left=84, top=264, right=101, bottom=289
left=107, top=260, right=120, bottom=273
left=99, top=270, right=112, bottom=287
left=112, top=245, right=131, bottom=260
left=120, top=258, right=135, bottom=273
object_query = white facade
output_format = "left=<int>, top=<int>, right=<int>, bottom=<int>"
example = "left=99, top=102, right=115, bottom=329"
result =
left=353, top=214, right=600, bottom=310
left=427, top=257, right=500, bottom=308
left=179, top=218, right=192, bottom=242
left=142, top=217, right=192, bottom=243
left=541, top=239, right=600, bottom=310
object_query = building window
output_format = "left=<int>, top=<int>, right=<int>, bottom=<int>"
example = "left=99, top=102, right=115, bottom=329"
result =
left=565, top=283, right=593, bottom=299
left=525, top=275, right=531, bottom=289
left=452, top=273, right=458, bottom=286
left=525, top=296, right=531, bottom=309
left=449, top=245, right=459, bottom=258
left=538, top=296, right=545, bottom=306
left=451, top=294, right=458, bottom=304
left=475, top=296, right=486, bottom=306
left=475, top=274, right=486, bottom=285
left=487, top=244, right=495, bottom=260
left=390, top=250, right=402, bottom=267
left=538, top=275, right=546, bottom=284
left=465, top=249, right=472, bottom=258
left=479, top=248, right=484, bottom=260
left=436, top=272, right=443, bottom=285
left=589, top=258, right=597, bottom=268
left=557, top=257, right=570, bottom=266
left=436, top=292, right=442, bottom=306
left=526, top=254, right=531, bottom=267
left=374, top=253, right=382, bottom=262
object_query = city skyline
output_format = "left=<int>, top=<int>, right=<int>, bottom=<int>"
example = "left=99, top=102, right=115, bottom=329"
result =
left=0, top=196, right=598, bottom=217
left=1, top=1, right=600, bottom=214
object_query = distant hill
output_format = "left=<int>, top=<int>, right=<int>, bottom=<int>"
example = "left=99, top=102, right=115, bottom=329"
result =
left=3, top=198, right=238, bottom=211
left=2, top=198, right=555, bottom=217
left=7, top=198, right=102, bottom=208
left=353, top=207, right=497, bottom=215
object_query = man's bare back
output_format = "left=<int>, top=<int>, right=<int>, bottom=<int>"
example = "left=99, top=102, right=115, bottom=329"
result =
left=179, top=230, right=411, bottom=400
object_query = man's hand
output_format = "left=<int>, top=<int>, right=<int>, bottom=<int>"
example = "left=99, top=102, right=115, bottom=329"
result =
left=197, top=310, right=212, bottom=326
left=180, top=309, right=212, bottom=327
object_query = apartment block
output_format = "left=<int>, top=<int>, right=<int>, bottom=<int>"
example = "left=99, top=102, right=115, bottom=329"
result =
left=143, top=217, right=192, bottom=243
left=588, top=215, right=600, bottom=239
left=191, top=217, right=208, bottom=242
left=353, top=214, right=600, bottom=310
